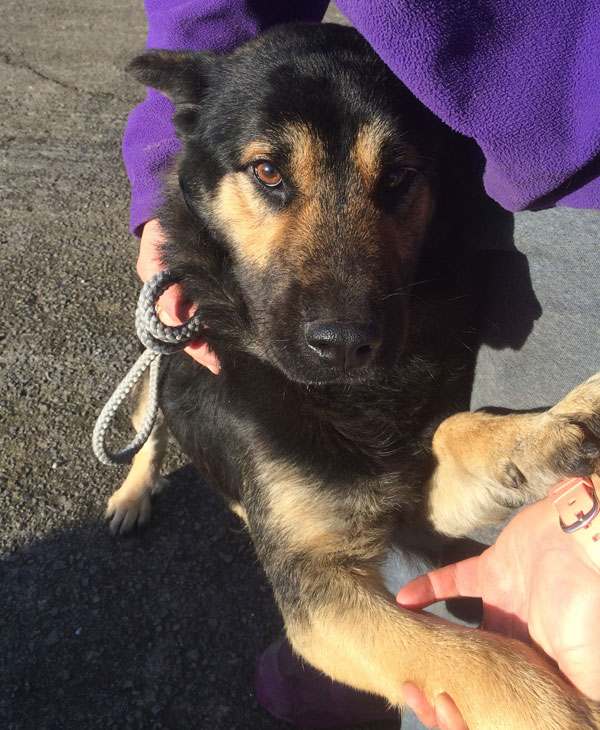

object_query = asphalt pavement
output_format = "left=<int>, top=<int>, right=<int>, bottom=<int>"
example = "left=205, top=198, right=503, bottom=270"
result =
left=1, top=2, right=392, bottom=730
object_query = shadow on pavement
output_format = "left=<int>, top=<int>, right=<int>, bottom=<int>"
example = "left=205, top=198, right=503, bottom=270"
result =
left=1, top=465, right=290, bottom=730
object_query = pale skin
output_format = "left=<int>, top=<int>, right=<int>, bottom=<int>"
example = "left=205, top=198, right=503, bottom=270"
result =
left=137, top=218, right=221, bottom=373
left=138, top=219, right=600, bottom=730
left=397, top=497, right=600, bottom=729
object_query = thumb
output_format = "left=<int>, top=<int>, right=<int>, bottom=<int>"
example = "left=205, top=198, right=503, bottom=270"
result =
left=396, top=556, right=482, bottom=610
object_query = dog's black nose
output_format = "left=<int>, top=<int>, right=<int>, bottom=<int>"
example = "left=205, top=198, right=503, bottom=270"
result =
left=304, top=320, right=382, bottom=370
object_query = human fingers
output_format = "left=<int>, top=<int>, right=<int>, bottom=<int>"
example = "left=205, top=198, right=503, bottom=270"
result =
left=434, top=692, right=470, bottom=730
left=396, top=556, right=482, bottom=610
left=155, top=296, right=221, bottom=374
left=184, top=341, right=221, bottom=373
left=138, top=219, right=192, bottom=323
left=155, top=283, right=191, bottom=325
left=402, top=683, right=470, bottom=730
left=137, top=218, right=166, bottom=282
left=138, top=221, right=221, bottom=374
left=138, top=219, right=191, bottom=332
left=402, top=682, right=439, bottom=728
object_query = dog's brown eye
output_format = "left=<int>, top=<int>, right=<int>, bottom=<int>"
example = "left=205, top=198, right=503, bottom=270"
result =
left=254, top=162, right=282, bottom=187
left=384, top=169, right=408, bottom=188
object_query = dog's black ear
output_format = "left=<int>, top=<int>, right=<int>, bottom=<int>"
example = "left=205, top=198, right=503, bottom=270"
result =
left=126, top=50, right=214, bottom=102
left=127, top=50, right=216, bottom=134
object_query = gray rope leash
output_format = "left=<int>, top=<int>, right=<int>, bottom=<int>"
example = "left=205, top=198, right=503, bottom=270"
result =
left=92, top=269, right=204, bottom=466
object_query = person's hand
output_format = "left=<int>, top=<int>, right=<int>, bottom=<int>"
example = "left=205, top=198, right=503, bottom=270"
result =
left=397, top=493, right=600, bottom=714
left=402, top=682, right=469, bottom=729
left=137, top=219, right=220, bottom=373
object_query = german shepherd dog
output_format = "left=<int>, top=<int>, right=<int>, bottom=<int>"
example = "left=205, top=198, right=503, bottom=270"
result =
left=108, top=23, right=600, bottom=729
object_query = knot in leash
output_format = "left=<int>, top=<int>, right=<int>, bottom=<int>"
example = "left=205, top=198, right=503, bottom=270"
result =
left=92, top=270, right=204, bottom=466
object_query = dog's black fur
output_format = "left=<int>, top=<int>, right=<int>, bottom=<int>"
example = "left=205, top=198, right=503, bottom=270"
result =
left=129, top=22, right=507, bottom=612
left=116, top=24, right=600, bottom=728
left=123, top=20, right=578, bottom=718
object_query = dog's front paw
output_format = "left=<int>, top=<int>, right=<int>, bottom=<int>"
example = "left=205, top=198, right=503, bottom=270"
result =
left=106, top=488, right=152, bottom=535
left=105, top=476, right=167, bottom=535
left=510, top=372, right=600, bottom=492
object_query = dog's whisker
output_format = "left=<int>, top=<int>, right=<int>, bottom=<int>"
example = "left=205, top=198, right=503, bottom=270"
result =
left=380, top=291, right=411, bottom=301
left=454, top=337, right=475, bottom=354
left=439, top=294, right=469, bottom=303
left=379, top=279, right=436, bottom=301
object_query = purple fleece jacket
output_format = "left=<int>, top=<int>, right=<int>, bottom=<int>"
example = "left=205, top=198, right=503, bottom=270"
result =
left=123, top=0, right=600, bottom=236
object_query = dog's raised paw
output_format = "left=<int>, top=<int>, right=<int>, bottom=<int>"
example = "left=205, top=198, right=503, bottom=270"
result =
left=512, top=372, right=600, bottom=490
left=547, top=371, right=600, bottom=473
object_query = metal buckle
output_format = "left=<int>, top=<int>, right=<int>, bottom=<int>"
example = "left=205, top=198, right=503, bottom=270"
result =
left=559, top=484, right=600, bottom=533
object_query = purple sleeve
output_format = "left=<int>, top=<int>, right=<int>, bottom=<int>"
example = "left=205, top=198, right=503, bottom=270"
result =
left=123, top=0, right=328, bottom=236
left=339, top=0, right=600, bottom=212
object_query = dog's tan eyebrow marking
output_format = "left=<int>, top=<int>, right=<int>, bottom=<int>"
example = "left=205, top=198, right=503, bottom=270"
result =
left=240, top=141, right=275, bottom=165
left=352, top=119, right=398, bottom=188
left=284, top=123, right=326, bottom=194
left=240, top=125, right=325, bottom=188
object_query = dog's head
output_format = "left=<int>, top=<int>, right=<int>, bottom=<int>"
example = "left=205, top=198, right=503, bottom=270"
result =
left=129, top=24, right=448, bottom=385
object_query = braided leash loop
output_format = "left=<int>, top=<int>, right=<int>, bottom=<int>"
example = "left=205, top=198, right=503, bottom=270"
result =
left=135, top=270, right=204, bottom=353
left=92, top=270, right=204, bottom=466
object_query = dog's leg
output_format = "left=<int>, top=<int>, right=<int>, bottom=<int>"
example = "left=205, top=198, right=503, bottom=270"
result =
left=105, top=375, right=168, bottom=534
left=427, top=371, right=600, bottom=536
left=247, top=459, right=600, bottom=730
left=287, top=570, right=598, bottom=730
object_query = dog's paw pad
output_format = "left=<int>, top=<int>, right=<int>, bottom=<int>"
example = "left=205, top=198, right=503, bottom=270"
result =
left=500, top=460, right=527, bottom=489
left=105, top=490, right=152, bottom=535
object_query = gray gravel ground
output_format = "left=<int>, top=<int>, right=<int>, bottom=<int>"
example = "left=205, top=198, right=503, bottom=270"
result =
left=0, top=2, right=400, bottom=729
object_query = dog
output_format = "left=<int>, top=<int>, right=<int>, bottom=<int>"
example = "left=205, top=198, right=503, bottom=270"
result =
left=107, top=23, right=600, bottom=729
